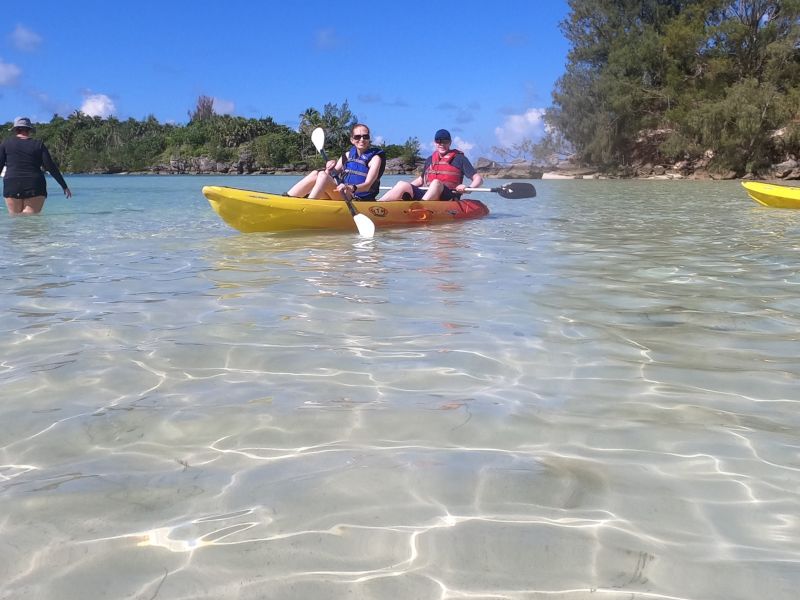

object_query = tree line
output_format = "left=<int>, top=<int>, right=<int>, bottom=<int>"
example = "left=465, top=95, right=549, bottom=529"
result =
left=1, top=98, right=420, bottom=174
left=552, top=0, right=800, bottom=174
left=514, top=0, right=800, bottom=175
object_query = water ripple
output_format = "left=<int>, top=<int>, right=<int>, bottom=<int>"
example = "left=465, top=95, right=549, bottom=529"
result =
left=1, top=178, right=799, bottom=599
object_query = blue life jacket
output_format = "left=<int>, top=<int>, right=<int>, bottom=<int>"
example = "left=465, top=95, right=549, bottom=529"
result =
left=341, top=146, right=385, bottom=200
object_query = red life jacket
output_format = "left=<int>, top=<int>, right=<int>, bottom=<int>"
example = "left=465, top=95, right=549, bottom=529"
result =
left=424, top=150, right=464, bottom=189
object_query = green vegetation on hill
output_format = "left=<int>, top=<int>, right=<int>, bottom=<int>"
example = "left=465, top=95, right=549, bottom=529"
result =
left=2, top=98, right=420, bottom=174
left=545, top=0, right=800, bottom=175
left=5, top=3, right=796, bottom=177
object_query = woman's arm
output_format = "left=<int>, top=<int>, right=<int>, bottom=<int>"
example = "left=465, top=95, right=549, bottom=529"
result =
left=351, top=154, right=384, bottom=193
left=41, top=145, right=69, bottom=189
left=41, top=144, right=72, bottom=198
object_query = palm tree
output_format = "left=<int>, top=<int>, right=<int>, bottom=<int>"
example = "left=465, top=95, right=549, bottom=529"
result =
left=320, top=101, right=357, bottom=155
left=298, top=108, right=322, bottom=159
left=298, top=107, right=322, bottom=136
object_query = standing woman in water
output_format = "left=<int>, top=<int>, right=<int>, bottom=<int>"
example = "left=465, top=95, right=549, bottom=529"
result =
left=1, top=116, right=72, bottom=215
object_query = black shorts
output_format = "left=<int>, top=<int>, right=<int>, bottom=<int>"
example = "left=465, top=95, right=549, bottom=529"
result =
left=410, top=184, right=459, bottom=200
left=3, top=176, right=47, bottom=199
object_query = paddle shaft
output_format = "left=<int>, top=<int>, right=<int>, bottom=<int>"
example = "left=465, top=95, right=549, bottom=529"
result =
left=320, top=148, right=356, bottom=216
left=380, top=186, right=491, bottom=192
left=314, top=139, right=375, bottom=237
left=379, top=181, right=536, bottom=199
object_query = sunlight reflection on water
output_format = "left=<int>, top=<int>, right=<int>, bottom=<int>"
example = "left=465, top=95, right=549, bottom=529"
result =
left=1, top=176, right=799, bottom=599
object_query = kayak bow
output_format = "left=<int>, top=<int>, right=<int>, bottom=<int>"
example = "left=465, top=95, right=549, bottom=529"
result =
left=741, top=181, right=800, bottom=209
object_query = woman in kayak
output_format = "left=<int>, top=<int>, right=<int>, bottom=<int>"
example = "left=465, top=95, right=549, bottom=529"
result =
left=1, top=116, right=72, bottom=215
left=287, top=123, right=385, bottom=200
left=380, top=128, right=482, bottom=201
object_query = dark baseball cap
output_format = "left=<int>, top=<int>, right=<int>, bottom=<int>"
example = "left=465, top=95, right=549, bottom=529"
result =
left=434, top=129, right=451, bottom=142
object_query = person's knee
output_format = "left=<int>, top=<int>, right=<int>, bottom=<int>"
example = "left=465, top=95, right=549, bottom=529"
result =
left=23, top=202, right=44, bottom=214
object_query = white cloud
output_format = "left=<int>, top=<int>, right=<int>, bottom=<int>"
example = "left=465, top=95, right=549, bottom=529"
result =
left=426, top=136, right=477, bottom=159
left=0, top=58, right=22, bottom=85
left=315, top=28, right=341, bottom=50
left=212, top=97, right=235, bottom=115
left=453, top=136, right=475, bottom=154
left=11, top=25, right=42, bottom=51
left=81, top=93, right=116, bottom=118
left=494, top=108, right=546, bottom=146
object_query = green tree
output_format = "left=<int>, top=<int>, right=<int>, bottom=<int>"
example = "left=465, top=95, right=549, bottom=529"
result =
left=24, top=99, right=360, bottom=173
left=666, top=0, right=800, bottom=172
left=379, top=137, right=421, bottom=163
left=190, top=95, right=215, bottom=122
left=298, top=107, right=322, bottom=136
left=401, top=137, right=421, bottom=163
left=547, top=0, right=800, bottom=174
left=549, top=0, right=693, bottom=168
left=298, top=107, right=322, bottom=159
left=319, top=100, right=358, bottom=156
left=252, top=132, right=299, bottom=167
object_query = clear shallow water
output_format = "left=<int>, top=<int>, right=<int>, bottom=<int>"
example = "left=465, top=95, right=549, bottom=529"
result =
left=1, top=175, right=799, bottom=600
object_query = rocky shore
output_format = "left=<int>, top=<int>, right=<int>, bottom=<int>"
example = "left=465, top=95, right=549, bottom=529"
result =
left=476, top=156, right=800, bottom=181
left=130, top=152, right=799, bottom=181
left=113, top=129, right=800, bottom=181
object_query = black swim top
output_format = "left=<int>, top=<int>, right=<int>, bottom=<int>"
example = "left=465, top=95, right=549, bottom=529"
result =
left=0, top=136, right=69, bottom=190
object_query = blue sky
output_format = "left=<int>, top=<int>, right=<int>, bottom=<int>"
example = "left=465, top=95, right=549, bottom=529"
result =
left=1, top=1, right=571, bottom=160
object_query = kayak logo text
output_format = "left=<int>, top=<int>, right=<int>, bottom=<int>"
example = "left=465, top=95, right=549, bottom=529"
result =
left=369, top=206, right=388, bottom=217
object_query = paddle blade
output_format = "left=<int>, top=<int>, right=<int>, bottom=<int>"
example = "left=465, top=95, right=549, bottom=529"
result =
left=311, top=127, right=325, bottom=153
left=353, top=213, right=376, bottom=238
left=496, top=182, right=537, bottom=199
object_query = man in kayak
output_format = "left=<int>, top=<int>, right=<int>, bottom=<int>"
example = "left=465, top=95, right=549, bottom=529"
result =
left=2, top=116, right=72, bottom=215
left=379, top=128, right=482, bottom=201
left=287, top=123, right=385, bottom=200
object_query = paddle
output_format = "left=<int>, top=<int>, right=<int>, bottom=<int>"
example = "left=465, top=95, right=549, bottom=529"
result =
left=379, top=182, right=536, bottom=199
left=311, top=127, right=375, bottom=238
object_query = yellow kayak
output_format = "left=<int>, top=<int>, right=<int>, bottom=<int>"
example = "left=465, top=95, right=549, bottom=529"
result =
left=203, top=185, right=490, bottom=233
left=741, top=181, right=800, bottom=209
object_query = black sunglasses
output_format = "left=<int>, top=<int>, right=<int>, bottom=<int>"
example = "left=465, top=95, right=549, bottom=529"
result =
left=352, top=134, right=370, bottom=141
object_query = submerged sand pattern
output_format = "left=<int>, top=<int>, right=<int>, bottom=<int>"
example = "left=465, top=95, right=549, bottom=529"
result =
left=1, top=176, right=799, bottom=599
